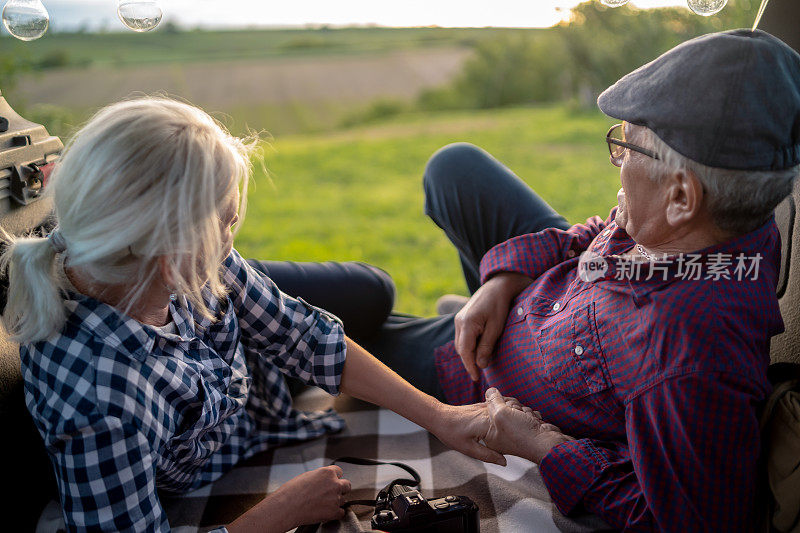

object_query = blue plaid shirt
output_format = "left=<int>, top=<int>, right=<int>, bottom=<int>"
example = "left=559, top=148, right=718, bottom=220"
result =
left=21, top=249, right=347, bottom=531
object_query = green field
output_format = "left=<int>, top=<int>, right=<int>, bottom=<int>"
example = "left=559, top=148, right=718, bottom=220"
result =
left=1, top=26, right=538, bottom=68
left=2, top=25, right=625, bottom=316
left=1, top=18, right=721, bottom=316
left=235, top=105, right=620, bottom=316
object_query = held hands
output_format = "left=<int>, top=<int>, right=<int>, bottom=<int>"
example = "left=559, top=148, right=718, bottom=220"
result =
left=454, top=273, right=533, bottom=381
left=430, top=402, right=508, bottom=467
left=482, top=388, right=573, bottom=464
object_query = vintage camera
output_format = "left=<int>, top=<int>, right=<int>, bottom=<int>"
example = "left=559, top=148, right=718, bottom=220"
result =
left=0, top=89, right=62, bottom=215
left=0, top=90, right=61, bottom=313
left=371, top=484, right=480, bottom=533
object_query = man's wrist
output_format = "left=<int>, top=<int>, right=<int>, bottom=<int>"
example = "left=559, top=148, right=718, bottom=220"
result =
left=486, top=272, right=534, bottom=298
left=526, top=433, right=571, bottom=464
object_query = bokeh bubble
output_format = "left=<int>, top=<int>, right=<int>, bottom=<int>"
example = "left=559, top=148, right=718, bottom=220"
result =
left=687, top=0, right=728, bottom=16
left=117, top=0, right=163, bottom=32
left=2, top=0, right=49, bottom=41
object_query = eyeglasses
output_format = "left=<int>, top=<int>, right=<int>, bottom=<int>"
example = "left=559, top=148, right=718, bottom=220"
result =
left=605, top=124, right=660, bottom=167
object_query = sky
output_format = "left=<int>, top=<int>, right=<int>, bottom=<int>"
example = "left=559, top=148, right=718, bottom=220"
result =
left=39, top=0, right=693, bottom=31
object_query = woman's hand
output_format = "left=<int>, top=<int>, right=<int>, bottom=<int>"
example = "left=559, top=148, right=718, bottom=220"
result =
left=454, top=273, right=533, bottom=381
left=227, top=465, right=351, bottom=533
left=482, top=388, right=573, bottom=464
left=428, top=402, right=508, bottom=466
left=275, top=466, right=352, bottom=525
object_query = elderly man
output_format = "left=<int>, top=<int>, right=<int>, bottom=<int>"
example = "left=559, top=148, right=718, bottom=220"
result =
left=360, top=29, right=800, bottom=531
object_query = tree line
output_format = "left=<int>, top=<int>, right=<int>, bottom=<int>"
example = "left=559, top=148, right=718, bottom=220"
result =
left=417, top=0, right=758, bottom=111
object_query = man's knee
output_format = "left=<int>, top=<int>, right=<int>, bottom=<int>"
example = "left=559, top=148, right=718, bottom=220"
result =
left=351, top=262, right=395, bottom=322
left=423, top=142, right=490, bottom=200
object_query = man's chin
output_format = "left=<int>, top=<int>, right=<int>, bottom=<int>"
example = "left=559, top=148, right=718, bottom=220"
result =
left=614, top=208, right=627, bottom=231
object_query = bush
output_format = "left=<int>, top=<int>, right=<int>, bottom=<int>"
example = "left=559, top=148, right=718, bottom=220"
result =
left=339, top=98, right=410, bottom=128
left=450, top=33, right=569, bottom=109
left=23, top=104, right=78, bottom=140
left=417, top=86, right=471, bottom=112
left=0, top=51, right=31, bottom=92
left=34, top=50, right=70, bottom=70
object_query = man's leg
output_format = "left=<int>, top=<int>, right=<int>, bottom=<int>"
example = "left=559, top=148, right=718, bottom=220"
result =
left=423, top=142, right=570, bottom=294
left=362, top=143, right=571, bottom=399
left=246, top=260, right=395, bottom=344
left=247, top=260, right=396, bottom=396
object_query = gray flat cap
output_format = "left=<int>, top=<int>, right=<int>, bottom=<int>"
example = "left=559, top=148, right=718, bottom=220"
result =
left=598, top=29, right=800, bottom=171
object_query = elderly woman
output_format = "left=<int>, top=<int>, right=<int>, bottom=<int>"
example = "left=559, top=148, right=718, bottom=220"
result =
left=1, top=98, right=505, bottom=532
left=361, top=30, right=800, bottom=531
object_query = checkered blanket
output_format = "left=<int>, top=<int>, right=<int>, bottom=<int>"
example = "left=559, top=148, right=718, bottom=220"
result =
left=36, top=388, right=612, bottom=533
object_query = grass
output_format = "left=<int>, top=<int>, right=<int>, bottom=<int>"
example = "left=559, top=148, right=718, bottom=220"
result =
left=235, top=104, right=621, bottom=317
left=218, top=100, right=358, bottom=138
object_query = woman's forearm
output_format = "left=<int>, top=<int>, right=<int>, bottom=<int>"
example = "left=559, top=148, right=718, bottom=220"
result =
left=226, top=489, right=295, bottom=533
left=339, top=336, right=442, bottom=431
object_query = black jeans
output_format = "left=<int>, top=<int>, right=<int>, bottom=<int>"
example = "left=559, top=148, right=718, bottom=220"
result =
left=246, top=260, right=396, bottom=397
left=358, top=143, right=570, bottom=399
left=246, top=259, right=396, bottom=343
left=252, top=143, right=569, bottom=400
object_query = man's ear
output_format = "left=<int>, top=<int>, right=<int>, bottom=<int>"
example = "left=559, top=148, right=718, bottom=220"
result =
left=664, top=168, right=703, bottom=226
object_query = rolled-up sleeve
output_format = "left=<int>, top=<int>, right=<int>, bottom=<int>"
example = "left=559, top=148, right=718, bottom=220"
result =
left=49, top=414, right=166, bottom=532
left=222, top=249, right=347, bottom=394
left=539, top=371, right=763, bottom=532
left=479, top=209, right=614, bottom=284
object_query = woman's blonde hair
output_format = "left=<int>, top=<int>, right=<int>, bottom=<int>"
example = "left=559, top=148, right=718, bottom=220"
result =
left=2, top=97, right=255, bottom=343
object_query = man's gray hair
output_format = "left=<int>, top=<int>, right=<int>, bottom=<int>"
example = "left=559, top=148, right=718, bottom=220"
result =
left=643, top=128, right=799, bottom=236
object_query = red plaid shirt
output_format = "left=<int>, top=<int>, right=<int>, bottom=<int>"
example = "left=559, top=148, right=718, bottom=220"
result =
left=434, top=209, right=784, bottom=532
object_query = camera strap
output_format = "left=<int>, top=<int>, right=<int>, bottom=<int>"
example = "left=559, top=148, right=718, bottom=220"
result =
left=294, top=456, right=423, bottom=533
left=334, top=456, right=421, bottom=491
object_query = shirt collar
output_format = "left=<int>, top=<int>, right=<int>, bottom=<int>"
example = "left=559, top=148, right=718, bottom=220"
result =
left=64, top=293, right=158, bottom=361
left=586, top=216, right=780, bottom=303
left=66, top=292, right=206, bottom=361
left=156, top=295, right=196, bottom=342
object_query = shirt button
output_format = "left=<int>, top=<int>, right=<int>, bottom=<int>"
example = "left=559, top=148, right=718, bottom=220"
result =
left=566, top=249, right=576, bottom=258
left=552, top=302, right=560, bottom=311
left=574, top=345, right=584, bottom=356
left=516, top=307, right=524, bottom=316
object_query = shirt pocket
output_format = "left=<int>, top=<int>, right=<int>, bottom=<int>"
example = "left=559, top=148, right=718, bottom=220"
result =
left=534, top=301, right=612, bottom=400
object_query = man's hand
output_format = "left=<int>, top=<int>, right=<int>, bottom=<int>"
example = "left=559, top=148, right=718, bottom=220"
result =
left=483, top=388, right=573, bottom=464
left=454, top=272, right=533, bottom=381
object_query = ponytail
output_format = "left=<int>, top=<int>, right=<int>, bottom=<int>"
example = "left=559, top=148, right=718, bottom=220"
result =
left=1, top=231, right=67, bottom=343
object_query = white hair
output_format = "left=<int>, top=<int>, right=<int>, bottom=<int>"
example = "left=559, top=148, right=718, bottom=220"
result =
left=642, top=127, right=799, bottom=236
left=1, top=97, right=256, bottom=343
